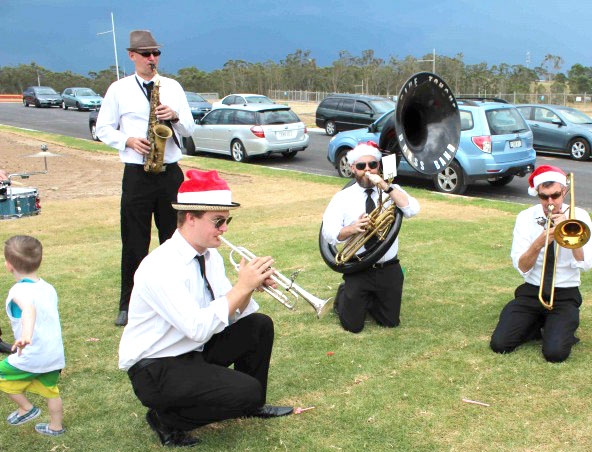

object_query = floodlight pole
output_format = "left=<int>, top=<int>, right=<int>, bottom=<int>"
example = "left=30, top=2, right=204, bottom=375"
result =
left=418, top=49, right=436, bottom=73
left=97, top=12, right=120, bottom=80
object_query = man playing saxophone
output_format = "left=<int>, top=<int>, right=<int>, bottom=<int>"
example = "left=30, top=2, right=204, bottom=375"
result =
left=96, top=30, right=194, bottom=327
left=321, top=142, right=420, bottom=333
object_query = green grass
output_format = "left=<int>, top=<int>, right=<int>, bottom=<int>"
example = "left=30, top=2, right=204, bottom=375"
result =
left=1, top=128, right=592, bottom=451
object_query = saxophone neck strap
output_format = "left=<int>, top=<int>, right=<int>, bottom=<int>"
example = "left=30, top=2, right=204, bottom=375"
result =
left=135, top=76, right=152, bottom=103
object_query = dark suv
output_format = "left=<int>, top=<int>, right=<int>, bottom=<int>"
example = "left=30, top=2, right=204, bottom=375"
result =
left=315, top=94, right=396, bottom=136
left=22, top=86, right=62, bottom=108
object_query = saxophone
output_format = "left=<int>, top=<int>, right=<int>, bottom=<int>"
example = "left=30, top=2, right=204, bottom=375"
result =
left=144, top=65, right=173, bottom=173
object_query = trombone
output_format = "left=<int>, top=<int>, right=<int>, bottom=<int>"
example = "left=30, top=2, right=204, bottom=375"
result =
left=219, top=236, right=332, bottom=318
left=538, top=173, right=590, bottom=310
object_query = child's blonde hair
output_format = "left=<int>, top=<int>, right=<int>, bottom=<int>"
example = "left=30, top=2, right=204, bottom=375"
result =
left=4, top=235, right=42, bottom=274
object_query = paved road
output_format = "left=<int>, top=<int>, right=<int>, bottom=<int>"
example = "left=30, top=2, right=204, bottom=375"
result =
left=1, top=102, right=591, bottom=208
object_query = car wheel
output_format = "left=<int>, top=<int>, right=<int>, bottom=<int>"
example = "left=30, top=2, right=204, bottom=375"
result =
left=569, top=138, right=590, bottom=161
left=282, top=150, right=298, bottom=159
left=337, top=149, right=354, bottom=178
left=325, top=120, right=337, bottom=136
left=23, top=99, right=29, bottom=107
left=35, top=100, right=41, bottom=108
left=488, top=175, right=514, bottom=186
left=433, top=161, right=467, bottom=195
left=231, top=140, right=249, bottom=162
left=90, top=123, right=100, bottom=142
left=62, top=101, right=68, bottom=110
left=183, top=137, right=196, bottom=156
left=76, top=102, right=83, bottom=111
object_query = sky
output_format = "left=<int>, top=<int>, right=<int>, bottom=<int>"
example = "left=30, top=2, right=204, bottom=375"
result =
left=2, top=0, right=591, bottom=78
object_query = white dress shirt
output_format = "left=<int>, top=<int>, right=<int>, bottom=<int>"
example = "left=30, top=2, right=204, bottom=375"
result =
left=118, top=230, right=259, bottom=370
left=321, top=183, right=420, bottom=263
left=96, top=74, right=194, bottom=164
left=511, top=203, right=592, bottom=287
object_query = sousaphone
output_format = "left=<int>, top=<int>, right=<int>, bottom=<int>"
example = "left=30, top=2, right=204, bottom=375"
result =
left=319, top=72, right=461, bottom=274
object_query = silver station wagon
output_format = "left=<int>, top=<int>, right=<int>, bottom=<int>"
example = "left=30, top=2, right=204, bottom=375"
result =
left=185, top=105, right=309, bottom=162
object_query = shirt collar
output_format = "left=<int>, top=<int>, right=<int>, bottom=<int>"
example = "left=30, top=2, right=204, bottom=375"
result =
left=171, top=230, right=210, bottom=265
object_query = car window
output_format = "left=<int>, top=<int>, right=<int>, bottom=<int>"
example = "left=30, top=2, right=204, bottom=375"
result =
left=516, top=106, right=531, bottom=119
left=186, top=92, right=207, bottom=102
left=557, top=107, right=592, bottom=124
left=374, top=111, right=395, bottom=132
left=235, top=110, right=255, bottom=125
left=533, top=107, right=560, bottom=124
left=368, top=99, right=397, bottom=114
left=218, top=110, right=236, bottom=125
left=459, top=110, right=474, bottom=131
left=354, top=101, right=372, bottom=115
left=259, top=109, right=299, bottom=125
left=77, top=89, right=96, bottom=96
left=222, top=96, right=234, bottom=106
left=245, top=96, right=273, bottom=104
left=485, top=107, right=529, bottom=135
left=340, top=99, right=355, bottom=112
left=320, top=98, right=340, bottom=110
left=202, top=109, right=222, bottom=125
left=36, top=87, right=57, bottom=95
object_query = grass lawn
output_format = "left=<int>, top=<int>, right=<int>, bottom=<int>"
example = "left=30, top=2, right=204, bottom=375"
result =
left=1, top=132, right=592, bottom=451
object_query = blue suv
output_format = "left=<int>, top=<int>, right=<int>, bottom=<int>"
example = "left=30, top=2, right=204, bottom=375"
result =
left=327, top=98, right=536, bottom=194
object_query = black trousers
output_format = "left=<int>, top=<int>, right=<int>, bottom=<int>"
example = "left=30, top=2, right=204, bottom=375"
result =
left=119, top=163, right=183, bottom=312
left=127, top=313, right=274, bottom=432
left=490, top=283, right=581, bottom=362
left=335, top=260, right=404, bottom=333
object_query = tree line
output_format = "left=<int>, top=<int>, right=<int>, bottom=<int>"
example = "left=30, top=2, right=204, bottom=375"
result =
left=2, top=50, right=592, bottom=99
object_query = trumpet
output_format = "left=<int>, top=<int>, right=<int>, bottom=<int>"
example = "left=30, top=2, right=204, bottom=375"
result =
left=538, top=173, right=590, bottom=310
left=219, top=236, right=332, bottom=318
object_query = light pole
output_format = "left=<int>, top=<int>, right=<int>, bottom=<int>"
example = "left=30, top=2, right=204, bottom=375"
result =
left=418, top=48, right=436, bottom=73
left=97, top=12, right=120, bottom=80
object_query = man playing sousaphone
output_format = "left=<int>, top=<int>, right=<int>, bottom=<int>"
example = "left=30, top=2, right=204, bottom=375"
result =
left=490, top=165, right=592, bottom=362
left=321, top=142, right=420, bottom=333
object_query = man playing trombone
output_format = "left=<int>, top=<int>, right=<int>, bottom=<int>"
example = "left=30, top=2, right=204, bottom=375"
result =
left=490, top=165, right=592, bottom=362
left=321, top=142, right=420, bottom=333
left=118, top=169, right=292, bottom=447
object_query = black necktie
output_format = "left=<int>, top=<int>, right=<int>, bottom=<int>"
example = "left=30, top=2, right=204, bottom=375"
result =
left=542, top=242, right=555, bottom=300
left=195, top=255, right=215, bottom=300
left=365, top=188, right=378, bottom=249
left=143, top=81, right=154, bottom=100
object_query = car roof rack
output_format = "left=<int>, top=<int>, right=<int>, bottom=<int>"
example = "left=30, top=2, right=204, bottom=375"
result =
left=456, top=97, right=509, bottom=105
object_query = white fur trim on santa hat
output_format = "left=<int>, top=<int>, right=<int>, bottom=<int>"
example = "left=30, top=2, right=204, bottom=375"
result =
left=528, top=170, right=567, bottom=196
left=177, top=189, right=233, bottom=205
left=347, top=143, right=383, bottom=165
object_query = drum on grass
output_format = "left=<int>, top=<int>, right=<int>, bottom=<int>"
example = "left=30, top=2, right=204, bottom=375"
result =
left=0, top=187, right=40, bottom=219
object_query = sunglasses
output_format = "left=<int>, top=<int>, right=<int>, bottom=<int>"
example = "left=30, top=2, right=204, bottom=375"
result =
left=537, top=191, right=562, bottom=201
left=209, top=216, right=232, bottom=229
left=355, top=161, right=379, bottom=171
left=136, top=50, right=161, bottom=57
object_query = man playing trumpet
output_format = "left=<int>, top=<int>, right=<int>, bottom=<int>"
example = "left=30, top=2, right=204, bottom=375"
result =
left=321, top=142, right=420, bottom=333
left=490, top=165, right=592, bottom=362
left=119, top=169, right=292, bottom=447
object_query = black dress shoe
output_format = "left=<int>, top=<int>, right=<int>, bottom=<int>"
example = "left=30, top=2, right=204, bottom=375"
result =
left=250, top=405, right=293, bottom=419
left=114, top=311, right=128, bottom=327
left=0, top=340, right=12, bottom=354
left=146, top=409, right=200, bottom=447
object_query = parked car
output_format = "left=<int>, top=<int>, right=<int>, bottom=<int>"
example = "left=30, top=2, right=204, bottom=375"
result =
left=88, top=109, right=100, bottom=141
left=315, top=94, right=397, bottom=136
left=61, top=87, right=102, bottom=111
left=22, top=86, right=62, bottom=108
left=185, top=92, right=212, bottom=120
left=327, top=98, right=536, bottom=195
left=516, top=104, right=592, bottom=161
left=211, top=94, right=274, bottom=109
left=185, top=105, right=308, bottom=162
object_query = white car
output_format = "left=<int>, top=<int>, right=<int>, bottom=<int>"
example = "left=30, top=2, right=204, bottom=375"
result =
left=211, top=93, right=275, bottom=109
left=185, top=105, right=309, bottom=162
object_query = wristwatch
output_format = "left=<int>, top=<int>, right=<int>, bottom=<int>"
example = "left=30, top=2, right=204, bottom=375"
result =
left=384, top=185, right=394, bottom=194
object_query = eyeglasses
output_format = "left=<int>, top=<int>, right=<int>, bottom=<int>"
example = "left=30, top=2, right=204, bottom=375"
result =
left=537, top=191, right=563, bottom=201
left=209, top=216, right=232, bottom=229
left=354, top=161, right=379, bottom=171
left=136, top=50, right=161, bottom=57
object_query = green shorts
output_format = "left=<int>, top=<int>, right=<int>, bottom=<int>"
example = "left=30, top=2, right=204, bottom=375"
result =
left=0, top=359, right=61, bottom=398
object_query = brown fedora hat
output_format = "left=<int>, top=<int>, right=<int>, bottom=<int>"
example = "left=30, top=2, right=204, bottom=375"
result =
left=127, top=30, right=162, bottom=51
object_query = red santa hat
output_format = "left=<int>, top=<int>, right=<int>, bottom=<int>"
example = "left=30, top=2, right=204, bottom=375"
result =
left=346, top=141, right=383, bottom=165
left=527, top=165, right=567, bottom=196
left=172, top=169, right=240, bottom=210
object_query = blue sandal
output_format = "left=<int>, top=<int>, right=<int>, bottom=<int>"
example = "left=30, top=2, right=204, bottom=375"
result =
left=6, top=406, right=40, bottom=425
left=35, top=423, right=66, bottom=436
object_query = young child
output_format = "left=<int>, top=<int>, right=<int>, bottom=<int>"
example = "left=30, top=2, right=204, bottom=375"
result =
left=0, top=235, right=65, bottom=436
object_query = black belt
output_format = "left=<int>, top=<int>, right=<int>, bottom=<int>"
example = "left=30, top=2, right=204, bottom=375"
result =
left=127, top=357, right=160, bottom=379
left=371, top=256, right=399, bottom=269
left=124, top=162, right=178, bottom=172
